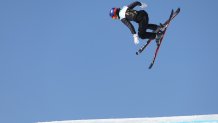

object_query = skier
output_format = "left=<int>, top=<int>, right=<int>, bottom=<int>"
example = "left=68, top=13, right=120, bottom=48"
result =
left=109, top=1, right=163, bottom=45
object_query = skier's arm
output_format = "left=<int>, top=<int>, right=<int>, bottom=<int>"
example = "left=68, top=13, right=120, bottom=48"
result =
left=121, top=18, right=136, bottom=34
left=128, top=1, right=142, bottom=9
left=121, top=18, right=139, bottom=45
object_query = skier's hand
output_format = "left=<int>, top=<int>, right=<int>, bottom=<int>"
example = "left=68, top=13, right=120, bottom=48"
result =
left=133, top=34, right=139, bottom=45
left=140, top=3, right=148, bottom=9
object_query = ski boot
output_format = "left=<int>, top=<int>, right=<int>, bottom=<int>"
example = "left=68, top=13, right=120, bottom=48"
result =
left=159, top=23, right=168, bottom=31
left=155, top=31, right=163, bottom=46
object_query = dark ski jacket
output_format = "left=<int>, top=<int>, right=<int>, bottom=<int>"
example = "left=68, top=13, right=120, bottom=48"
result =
left=118, top=1, right=146, bottom=34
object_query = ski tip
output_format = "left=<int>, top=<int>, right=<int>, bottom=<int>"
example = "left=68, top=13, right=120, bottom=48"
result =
left=170, top=9, right=174, bottom=18
left=177, top=8, right=181, bottom=13
left=171, top=9, right=174, bottom=15
left=136, top=52, right=139, bottom=55
left=171, top=9, right=174, bottom=13
left=148, top=63, right=154, bottom=69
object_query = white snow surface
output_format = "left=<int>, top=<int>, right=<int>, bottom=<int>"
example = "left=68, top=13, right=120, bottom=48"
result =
left=38, top=114, right=218, bottom=123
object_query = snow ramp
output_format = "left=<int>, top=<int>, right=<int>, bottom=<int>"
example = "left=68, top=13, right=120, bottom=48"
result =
left=38, top=114, right=218, bottom=123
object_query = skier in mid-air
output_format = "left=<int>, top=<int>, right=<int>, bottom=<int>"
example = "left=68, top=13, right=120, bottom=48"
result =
left=109, top=1, right=163, bottom=45
left=110, top=1, right=180, bottom=69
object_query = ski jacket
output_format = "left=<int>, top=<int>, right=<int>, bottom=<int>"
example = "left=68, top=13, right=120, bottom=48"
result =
left=119, top=1, right=144, bottom=34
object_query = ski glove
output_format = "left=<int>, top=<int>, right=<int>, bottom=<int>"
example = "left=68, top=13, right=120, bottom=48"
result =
left=140, top=3, right=148, bottom=9
left=133, top=34, right=139, bottom=45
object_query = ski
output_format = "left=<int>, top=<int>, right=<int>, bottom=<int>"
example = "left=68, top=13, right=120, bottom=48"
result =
left=149, top=8, right=180, bottom=69
left=136, top=8, right=180, bottom=55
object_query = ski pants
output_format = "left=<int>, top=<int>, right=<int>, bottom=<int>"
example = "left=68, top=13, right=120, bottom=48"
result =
left=137, top=10, right=158, bottom=39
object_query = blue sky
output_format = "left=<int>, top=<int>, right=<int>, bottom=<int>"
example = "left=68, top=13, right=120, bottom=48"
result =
left=0, top=0, right=218, bottom=123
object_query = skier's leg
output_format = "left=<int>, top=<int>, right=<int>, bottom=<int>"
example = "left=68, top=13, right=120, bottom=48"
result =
left=137, top=10, right=157, bottom=40
left=137, top=10, right=148, bottom=34
left=138, top=18, right=156, bottom=39
left=147, top=24, right=159, bottom=31
left=139, top=32, right=157, bottom=39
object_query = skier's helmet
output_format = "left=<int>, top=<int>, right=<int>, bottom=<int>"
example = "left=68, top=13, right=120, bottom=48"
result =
left=109, top=8, right=119, bottom=19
